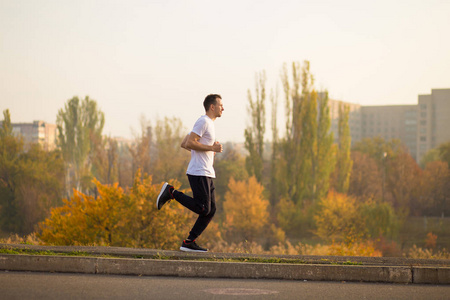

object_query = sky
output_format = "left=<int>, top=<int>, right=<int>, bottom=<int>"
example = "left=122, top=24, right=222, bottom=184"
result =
left=1, top=0, right=449, bottom=143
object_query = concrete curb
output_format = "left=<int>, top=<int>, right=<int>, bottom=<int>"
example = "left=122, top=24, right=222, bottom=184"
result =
left=1, top=244, right=449, bottom=284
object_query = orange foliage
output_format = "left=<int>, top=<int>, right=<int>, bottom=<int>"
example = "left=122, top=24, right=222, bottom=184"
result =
left=223, top=176, right=269, bottom=241
left=425, top=232, right=437, bottom=249
left=38, top=171, right=193, bottom=250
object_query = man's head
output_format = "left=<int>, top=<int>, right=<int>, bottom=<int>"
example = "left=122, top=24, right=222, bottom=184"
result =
left=203, top=94, right=224, bottom=119
left=203, top=94, right=221, bottom=111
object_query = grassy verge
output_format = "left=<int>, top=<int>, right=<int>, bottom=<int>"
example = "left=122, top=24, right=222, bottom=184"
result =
left=0, top=247, right=362, bottom=266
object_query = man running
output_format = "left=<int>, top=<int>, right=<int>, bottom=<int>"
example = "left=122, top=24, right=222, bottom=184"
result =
left=156, top=94, right=224, bottom=252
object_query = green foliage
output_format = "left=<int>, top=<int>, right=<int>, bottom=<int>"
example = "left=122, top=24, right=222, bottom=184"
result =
left=438, top=141, right=450, bottom=168
left=360, top=200, right=400, bottom=239
left=244, top=71, right=266, bottom=183
left=278, top=61, right=335, bottom=206
left=0, top=110, right=65, bottom=234
left=333, top=103, right=352, bottom=193
left=38, top=171, right=192, bottom=249
left=56, top=96, right=105, bottom=194
left=419, top=148, right=440, bottom=169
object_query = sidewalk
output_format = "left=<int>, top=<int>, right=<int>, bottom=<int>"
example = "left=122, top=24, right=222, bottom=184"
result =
left=1, top=243, right=449, bottom=284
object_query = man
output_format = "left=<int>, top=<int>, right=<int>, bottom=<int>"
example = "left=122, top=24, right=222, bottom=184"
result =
left=156, top=94, right=224, bottom=252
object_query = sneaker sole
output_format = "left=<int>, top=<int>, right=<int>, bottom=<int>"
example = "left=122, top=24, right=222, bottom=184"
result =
left=156, top=182, right=169, bottom=210
left=180, top=246, right=207, bottom=252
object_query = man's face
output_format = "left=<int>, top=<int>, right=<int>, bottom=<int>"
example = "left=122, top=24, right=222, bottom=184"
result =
left=213, top=98, right=224, bottom=118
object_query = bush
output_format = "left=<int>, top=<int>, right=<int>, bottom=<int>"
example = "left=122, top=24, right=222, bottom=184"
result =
left=38, top=171, right=193, bottom=250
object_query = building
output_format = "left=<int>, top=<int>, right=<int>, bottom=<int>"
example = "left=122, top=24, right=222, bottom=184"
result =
left=360, top=105, right=418, bottom=160
left=417, top=89, right=450, bottom=161
left=10, top=121, right=57, bottom=151
left=328, top=88, right=450, bottom=163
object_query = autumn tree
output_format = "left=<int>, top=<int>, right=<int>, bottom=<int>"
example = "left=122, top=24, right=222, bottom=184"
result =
left=314, top=191, right=365, bottom=243
left=315, top=190, right=399, bottom=243
left=348, top=151, right=382, bottom=200
left=56, top=96, right=105, bottom=194
left=39, top=171, right=192, bottom=249
left=419, top=161, right=450, bottom=216
left=385, top=151, right=422, bottom=214
left=223, top=176, right=269, bottom=242
left=244, top=71, right=266, bottom=183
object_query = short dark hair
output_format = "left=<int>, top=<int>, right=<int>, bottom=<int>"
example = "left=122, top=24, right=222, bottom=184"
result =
left=203, top=94, right=221, bottom=111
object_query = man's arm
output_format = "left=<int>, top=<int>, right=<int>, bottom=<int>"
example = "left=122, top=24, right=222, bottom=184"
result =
left=186, top=132, right=223, bottom=153
left=181, top=134, right=191, bottom=151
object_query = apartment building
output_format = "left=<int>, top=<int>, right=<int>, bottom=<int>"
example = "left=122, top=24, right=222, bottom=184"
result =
left=10, top=120, right=57, bottom=151
left=328, top=88, right=450, bottom=162
left=417, top=89, right=450, bottom=161
left=360, top=105, right=418, bottom=160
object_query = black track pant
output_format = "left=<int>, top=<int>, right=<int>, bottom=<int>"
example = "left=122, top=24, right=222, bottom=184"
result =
left=172, top=175, right=216, bottom=241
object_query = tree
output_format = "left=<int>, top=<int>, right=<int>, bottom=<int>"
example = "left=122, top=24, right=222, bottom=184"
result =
left=279, top=61, right=335, bottom=206
left=348, top=151, right=382, bottom=200
left=56, top=96, right=105, bottom=194
left=269, top=87, right=280, bottom=207
left=0, top=110, right=65, bottom=234
left=128, top=116, right=152, bottom=181
left=419, top=148, right=440, bottom=169
left=333, top=102, right=352, bottom=193
left=223, top=176, right=269, bottom=242
left=385, top=151, right=422, bottom=214
left=244, top=71, right=266, bottom=183
left=438, top=141, right=450, bottom=168
left=151, top=117, right=190, bottom=187
left=0, top=110, right=23, bottom=232
left=314, top=191, right=365, bottom=243
left=91, top=136, right=119, bottom=185
left=312, top=91, right=335, bottom=202
left=419, top=161, right=450, bottom=216
left=39, top=171, right=192, bottom=249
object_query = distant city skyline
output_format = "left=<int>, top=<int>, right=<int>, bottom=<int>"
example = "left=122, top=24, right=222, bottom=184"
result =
left=1, top=0, right=449, bottom=142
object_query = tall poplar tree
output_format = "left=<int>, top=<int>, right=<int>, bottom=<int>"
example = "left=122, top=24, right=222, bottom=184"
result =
left=244, top=71, right=266, bottom=183
left=333, top=102, right=352, bottom=193
left=56, top=96, right=105, bottom=195
left=279, top=61, right=335, bottom=206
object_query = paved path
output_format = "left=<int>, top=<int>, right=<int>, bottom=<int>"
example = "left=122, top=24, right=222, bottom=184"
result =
left=2, top=271, right=450, bottom=300
left=1, top=243, right=449, bottom=285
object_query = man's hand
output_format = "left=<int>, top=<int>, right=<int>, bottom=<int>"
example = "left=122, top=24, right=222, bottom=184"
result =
left=212, top=141, right=223, bottom=153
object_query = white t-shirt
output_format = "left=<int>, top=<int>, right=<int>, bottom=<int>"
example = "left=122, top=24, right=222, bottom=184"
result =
left=186, top=115, right=216, bottom=178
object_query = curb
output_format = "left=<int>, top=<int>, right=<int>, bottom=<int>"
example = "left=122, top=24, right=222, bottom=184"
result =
left=1, top=245, right=449, bottom=284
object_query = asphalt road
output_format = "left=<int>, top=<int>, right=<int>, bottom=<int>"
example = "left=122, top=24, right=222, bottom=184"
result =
left=1, top=271, right=449, bottom=300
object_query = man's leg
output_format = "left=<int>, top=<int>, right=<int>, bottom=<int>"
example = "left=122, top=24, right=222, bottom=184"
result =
left=170, top=175, right=209, bottom=215
left=187, top=177, right=216, bottom=241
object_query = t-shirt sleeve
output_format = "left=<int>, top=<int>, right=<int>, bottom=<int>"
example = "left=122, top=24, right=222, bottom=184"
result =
left=192, top=118, right=207, bottom=137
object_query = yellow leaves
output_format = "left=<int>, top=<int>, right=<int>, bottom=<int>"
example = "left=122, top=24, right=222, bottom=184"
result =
left=223, top=176, right=269, bottom=241
left=38, top=173, right=192, bottom=250
left=314, top=190, right=364, bottom=243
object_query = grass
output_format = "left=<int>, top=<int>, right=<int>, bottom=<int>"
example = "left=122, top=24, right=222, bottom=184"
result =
left=0, top=247, right=363, bottom=265
left=0, top=248, right=114, bottom=258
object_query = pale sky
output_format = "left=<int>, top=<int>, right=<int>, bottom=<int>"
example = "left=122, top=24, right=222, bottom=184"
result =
left=1, top=0, right=449, bottom=142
